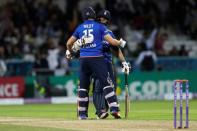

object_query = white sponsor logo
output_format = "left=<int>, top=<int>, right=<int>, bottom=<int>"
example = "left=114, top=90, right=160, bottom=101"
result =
left=0, top=84, right=19, bottom=97
left=129, top=80, right=173, bottom=100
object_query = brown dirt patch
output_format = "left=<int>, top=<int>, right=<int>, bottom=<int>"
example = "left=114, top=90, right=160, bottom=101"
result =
left=0, top=117, right=196, bottom=131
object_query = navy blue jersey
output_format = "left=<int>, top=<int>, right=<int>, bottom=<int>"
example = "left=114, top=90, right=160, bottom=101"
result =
left=72, top=20, right=110, bottom=57
left=102, top=30, right=115, bottom=63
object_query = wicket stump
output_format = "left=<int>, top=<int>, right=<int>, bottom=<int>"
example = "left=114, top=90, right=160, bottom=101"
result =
left=173, top=79, right=189, bottom=129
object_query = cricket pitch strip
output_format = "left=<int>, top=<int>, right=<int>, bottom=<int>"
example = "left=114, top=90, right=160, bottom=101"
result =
left=0, top=117, right=197, bottom=131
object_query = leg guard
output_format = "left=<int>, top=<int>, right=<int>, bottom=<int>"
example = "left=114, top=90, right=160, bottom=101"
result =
left=78, top=88, right=89, bottom=117
left=103, top=86, right=119, bottom=112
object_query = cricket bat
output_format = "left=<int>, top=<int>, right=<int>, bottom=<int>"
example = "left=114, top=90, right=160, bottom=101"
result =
left=125, top=73, right=130, bottom=119
left=77, top=80, right=80, bottom=118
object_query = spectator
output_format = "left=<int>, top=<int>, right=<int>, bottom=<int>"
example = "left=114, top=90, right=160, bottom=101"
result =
left=0, top=0, right=196, bottom=76
left=178, top=45, right=188, bottom=56
left=23, top=49, right=35, bottom=62
left=169, top=46, right=179, bottom=56
left=34, top=51, right=48, bottom=69
left=46, top=38, right=60, bottom=70
left=12, top=45, right=23, bottom=59
left=154, top=32, right=168, bottom=56
left=143, top=28, right=158, bottom=50
left=0, top=59, right=7, bottom=77
left=0, top=46, right=7, bottom=76
left=135, top=42, right=157, bottom=71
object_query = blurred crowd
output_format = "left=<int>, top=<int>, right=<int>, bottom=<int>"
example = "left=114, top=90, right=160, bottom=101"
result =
left=0, top=0, right=196, bottom=73
left=0, top=0, right=70, bottom=71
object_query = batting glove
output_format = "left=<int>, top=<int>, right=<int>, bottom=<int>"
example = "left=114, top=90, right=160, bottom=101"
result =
left=72, top=39, right=82, bottom=52
left=122, top=61, right=131, bottom=74
left=119, top=38, right=126, bottom=48
left=83, top=36, right=93, bottom=44
left=72, top=37, right=94, bottom=52
left=65, top=50, right=72, bottom=59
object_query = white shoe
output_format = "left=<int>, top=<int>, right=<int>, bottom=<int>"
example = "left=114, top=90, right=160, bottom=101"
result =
left=98, top=112, right=109, bottom=119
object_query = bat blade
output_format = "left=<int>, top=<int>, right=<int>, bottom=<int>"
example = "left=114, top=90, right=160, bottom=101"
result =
left=77, top=81, right=80, bottom=118
left=124, top=72, right=130, bottom=119
left=125, top=85, right=130, bottom=119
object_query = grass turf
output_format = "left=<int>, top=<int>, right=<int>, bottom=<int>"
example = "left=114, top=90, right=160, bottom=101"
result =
left=0, top=100, right=197, bottom=131
left=0, top=100, right=197, bottom=121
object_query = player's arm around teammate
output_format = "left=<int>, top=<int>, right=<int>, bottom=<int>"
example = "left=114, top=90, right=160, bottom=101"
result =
left=66, top=15, right=126, bottom=59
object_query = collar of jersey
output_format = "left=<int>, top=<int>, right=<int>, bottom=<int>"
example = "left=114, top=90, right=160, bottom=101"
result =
left=85, top=20, right=94, bottom=22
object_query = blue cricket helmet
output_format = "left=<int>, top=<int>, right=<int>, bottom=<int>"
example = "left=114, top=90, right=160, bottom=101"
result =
left=97, top=9, right=111, bottom=21
left=82, top=6, right=96, bottom=20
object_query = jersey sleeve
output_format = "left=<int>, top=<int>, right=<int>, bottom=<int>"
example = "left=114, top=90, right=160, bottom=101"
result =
left=100, top=24, right=110, bottom=36
left=72, top=26, right=80, bottom=39
left=109, top=30, right=115, bottom=38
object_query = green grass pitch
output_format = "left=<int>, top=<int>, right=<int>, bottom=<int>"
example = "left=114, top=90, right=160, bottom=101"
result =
left=0, top=100, right=197, bottom=130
